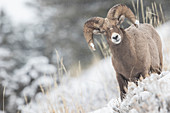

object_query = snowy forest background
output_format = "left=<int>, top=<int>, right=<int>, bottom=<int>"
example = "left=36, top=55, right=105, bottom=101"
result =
left=0, top=0, right=170, bottom=113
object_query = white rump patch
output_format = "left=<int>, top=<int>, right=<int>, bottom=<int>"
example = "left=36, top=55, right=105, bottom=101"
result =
left=111, top=33, right=121, bottom=44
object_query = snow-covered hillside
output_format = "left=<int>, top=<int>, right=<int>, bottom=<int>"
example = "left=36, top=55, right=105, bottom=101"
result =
left=20, top=22, right=170, bottom=113
left=20, top=57, right=119, bottom=113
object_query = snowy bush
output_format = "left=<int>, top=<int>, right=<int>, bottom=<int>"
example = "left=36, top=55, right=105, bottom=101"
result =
left=105, top=71, right=170, bottom=113
left=0, top=48, right=16, bottom=71
left=0, top=55, right=57, bottom=113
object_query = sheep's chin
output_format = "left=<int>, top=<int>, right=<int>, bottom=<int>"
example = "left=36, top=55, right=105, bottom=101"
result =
left=111, top=33, right=121, bottom=44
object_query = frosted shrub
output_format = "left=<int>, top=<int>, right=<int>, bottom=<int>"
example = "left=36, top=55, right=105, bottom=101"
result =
left=108, top=71, right=170, bottom=113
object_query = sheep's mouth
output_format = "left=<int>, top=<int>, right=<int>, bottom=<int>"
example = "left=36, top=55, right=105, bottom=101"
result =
left=115, top=38, right=120, bottom=42
left=112, top=38, right=121, bottom=44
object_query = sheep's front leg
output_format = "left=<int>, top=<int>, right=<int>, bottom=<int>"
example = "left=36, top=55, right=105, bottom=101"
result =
left=141, top=71, right=150, bottom=79
left=116, top=73, right=128, bottom=101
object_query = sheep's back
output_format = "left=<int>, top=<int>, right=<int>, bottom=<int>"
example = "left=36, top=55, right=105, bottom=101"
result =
left=125, top=23, right=161, bottom=72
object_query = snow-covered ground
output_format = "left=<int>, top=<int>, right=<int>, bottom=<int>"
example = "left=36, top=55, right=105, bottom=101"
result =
left=156, top=21, right=170, bottom=70
left=20, top=22, right=170, bottom=113
left=20, top=57, right=119, bottom=113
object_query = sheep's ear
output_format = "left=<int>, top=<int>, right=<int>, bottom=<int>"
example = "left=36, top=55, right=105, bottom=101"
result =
left=117, top=15, right=125, bottom=25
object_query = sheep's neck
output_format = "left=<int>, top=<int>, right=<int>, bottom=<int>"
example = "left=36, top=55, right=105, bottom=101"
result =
left=110, top=32, right=136, bottom=77
left=110, top=33, right=135, bottom=58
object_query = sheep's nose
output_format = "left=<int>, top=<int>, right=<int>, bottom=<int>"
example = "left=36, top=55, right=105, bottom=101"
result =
left=112, top=35, right=118, bottom=40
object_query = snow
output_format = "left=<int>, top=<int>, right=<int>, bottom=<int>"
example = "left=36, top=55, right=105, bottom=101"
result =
left=0, top=60, right=16, bottom=70
left=109, top=72, right=170, bottom=113
left=0, top=48, right=11, bottom=59
left=26, top=56, right=49, bottom=66
left=0, top=48, right=16, bottom=70
left=89, top=107, right=113, bottom=113
left=156, top=21, right=170, bottom=42
left=34, top=76, right=54, bottom=87
left=34, top=64, right=56, bottom=74
left=20, top=62, right=170, bottom=113
left=90, top=71, right=170, bottom=113
left=156, top=21, right=170, bottom=70
left=20, top=57, right=119, bottom=113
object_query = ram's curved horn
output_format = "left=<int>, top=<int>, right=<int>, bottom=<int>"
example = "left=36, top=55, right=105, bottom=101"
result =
left=83, top=17, right=106, bottom=51
left=107, top=4, right=139, bottom=27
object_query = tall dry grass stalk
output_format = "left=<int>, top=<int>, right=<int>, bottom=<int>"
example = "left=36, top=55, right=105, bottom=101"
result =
left=132, top=0, right=165, bottom=27
left=95, top=35, right=110, bottom=58
left=137, top=0, right=139, bottom=20
left=55, top=49, right=82, bottom=77
left=69, top=60, right=82, bottom=77
left=3, top=87, right=6, bottom=113
left=140, top=0, right=145, bottom=23
left=159, top=4, right=165, bottom=23
left=55, top=50, right=68, bottom=77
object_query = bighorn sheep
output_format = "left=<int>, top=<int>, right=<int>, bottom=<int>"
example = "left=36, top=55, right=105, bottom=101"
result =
left=83, top=4, right=163, bottom=100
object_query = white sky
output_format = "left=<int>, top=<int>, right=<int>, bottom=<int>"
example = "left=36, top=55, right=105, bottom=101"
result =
left=0, top=0, right=38, bottom=26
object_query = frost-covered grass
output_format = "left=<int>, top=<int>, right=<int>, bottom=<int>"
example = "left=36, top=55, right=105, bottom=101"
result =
left=20, top=57, right=119, bottom=113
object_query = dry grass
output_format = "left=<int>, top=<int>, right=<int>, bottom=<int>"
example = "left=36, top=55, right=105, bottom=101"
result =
left=69, top=60, right=82, bottom=77
left=3, top=87, right=6, bottom=113
left=36, top=50, right=85, bottom=113
left=131, top=0, right=165, bottom=26
left=55, top=50, right=68, bottom=78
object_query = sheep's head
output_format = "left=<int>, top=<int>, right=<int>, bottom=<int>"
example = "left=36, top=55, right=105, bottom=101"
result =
left=83, top=4, right=139, bottom=50
left=106, top=26, right=124, bottom=45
